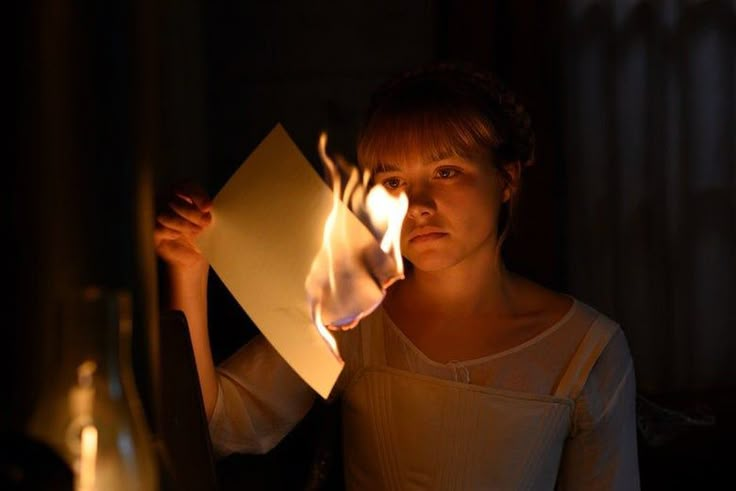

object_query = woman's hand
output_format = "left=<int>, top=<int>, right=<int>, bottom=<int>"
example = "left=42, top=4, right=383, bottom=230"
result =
left=154, top=181, right=213, bottom=272
left=155, top=182, right=218, bottom=419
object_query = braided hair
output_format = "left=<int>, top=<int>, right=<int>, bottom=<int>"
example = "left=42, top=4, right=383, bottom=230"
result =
left=357, top=61, right=535, bottom=252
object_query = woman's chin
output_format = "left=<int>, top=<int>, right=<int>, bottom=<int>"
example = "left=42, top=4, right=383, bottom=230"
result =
left=404, top=253, right=457, bottom=273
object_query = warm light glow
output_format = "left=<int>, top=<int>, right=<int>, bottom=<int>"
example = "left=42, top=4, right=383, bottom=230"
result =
left=78, top=425, right=97, bottom=491
left=306, top=132, right=408, bottom=354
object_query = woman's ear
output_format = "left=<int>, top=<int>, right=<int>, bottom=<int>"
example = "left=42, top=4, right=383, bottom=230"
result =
left=501, top=161, right=522, bottom=203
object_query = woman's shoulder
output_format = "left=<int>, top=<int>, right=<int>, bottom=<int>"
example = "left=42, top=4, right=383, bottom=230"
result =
left=558, top=297, right=636, bottom=420
left=511, top=274, right=622, bottom=335
left=573, top=309, right=636, bottom=429
left=566, top=296, right=627, bottom=350
left=548, top=292, right=630, bottom=368
left=511, top=276, right=632, bottom=367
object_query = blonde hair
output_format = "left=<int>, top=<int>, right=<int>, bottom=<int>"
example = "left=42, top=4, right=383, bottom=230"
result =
left=357, top=62, right=535, bottom=252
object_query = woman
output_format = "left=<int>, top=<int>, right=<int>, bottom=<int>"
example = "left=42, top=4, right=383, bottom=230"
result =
left=154, top=62, right=640, bottom=489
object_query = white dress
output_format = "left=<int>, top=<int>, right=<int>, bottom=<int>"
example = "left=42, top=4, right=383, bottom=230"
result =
left=209, top=297, right=640, bottom=490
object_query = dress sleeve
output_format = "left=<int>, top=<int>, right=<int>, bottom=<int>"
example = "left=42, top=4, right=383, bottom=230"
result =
left=208, top=334, right=317, bottom=457
left=556, top=328, right=641, bottom=490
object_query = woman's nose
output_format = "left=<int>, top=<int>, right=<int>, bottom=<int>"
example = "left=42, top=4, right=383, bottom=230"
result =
left=405, top=185, right=435, bottom=220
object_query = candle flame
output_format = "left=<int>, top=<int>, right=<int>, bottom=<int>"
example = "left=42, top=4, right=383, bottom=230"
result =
left=78, top=425, right=97, bottom=491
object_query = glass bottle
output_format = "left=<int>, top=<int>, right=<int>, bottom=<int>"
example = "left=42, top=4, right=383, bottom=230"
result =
left=26, top=286, right=158, bottom=491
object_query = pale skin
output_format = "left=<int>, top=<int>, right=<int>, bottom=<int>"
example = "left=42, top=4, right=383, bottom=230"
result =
left=154, top=153, right=571, bottom=419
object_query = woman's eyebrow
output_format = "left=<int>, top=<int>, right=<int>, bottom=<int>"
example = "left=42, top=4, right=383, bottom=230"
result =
left=373, top=164, right=402, bottom=174
left=372, top=154, right=462, bottom=174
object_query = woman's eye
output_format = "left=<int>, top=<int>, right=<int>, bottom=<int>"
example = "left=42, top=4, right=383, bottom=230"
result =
left=382, top=177, right=402, bottom=189
left=435, top=167, right=460, bottom=179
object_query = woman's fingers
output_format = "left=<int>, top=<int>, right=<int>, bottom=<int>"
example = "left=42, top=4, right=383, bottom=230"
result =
left=169, top=195, right=212, bottom=228
left=175, top=181, right=212, bottom=212
left=156, top=209, right=203, bottom=236
left=153, top=181, right=212, bottom=270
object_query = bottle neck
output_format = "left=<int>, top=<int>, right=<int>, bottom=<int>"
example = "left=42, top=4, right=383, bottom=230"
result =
left=57, top=287, right=132, bottom=400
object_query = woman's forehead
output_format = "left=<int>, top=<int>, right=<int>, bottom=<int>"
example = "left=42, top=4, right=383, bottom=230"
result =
left=358, top=109, right=497, bottom=171
left=371, top=153, right=492, bottom=174
left=371, top=149, right=453, bottom=171
left=362, top=136, right=486, bottom=169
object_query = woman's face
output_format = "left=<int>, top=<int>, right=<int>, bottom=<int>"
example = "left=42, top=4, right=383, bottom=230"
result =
left=373, top=153, right=507, bottom=272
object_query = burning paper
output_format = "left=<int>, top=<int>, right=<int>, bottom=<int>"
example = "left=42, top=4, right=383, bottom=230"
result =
left=306, top=133, right=407, bottom=336
left=197, top=124, right=406, bottom=398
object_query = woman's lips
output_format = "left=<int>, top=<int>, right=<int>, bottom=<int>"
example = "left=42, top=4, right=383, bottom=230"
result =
left=409, top=232, right=447, bottom=243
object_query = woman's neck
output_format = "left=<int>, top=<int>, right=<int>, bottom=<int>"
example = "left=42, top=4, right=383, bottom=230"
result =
left=395, top=250, right=517, bottom=318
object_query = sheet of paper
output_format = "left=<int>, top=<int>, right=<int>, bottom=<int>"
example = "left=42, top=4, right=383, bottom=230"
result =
left=197, top=123, right=376, bottom=399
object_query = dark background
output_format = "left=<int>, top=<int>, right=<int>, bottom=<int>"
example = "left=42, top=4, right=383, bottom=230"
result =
left=7, top=1, right=735, bottom=490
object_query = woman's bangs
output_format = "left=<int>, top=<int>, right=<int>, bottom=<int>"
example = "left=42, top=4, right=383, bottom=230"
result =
left=358, top=105, right=494, bottom=172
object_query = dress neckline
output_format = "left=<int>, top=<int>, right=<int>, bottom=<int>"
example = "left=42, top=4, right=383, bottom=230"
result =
left=380, top=295, right=579, bottom=367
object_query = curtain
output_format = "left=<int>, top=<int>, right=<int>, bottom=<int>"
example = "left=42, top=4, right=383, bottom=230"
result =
left=563, top=0, right=735, bottom=393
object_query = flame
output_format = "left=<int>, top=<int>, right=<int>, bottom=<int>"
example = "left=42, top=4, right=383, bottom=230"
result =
left=306, top=133, right=408, bottom=357
left=366, top=184, right=407, bottom=278
left=312, top=303, right=338, bottom=355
